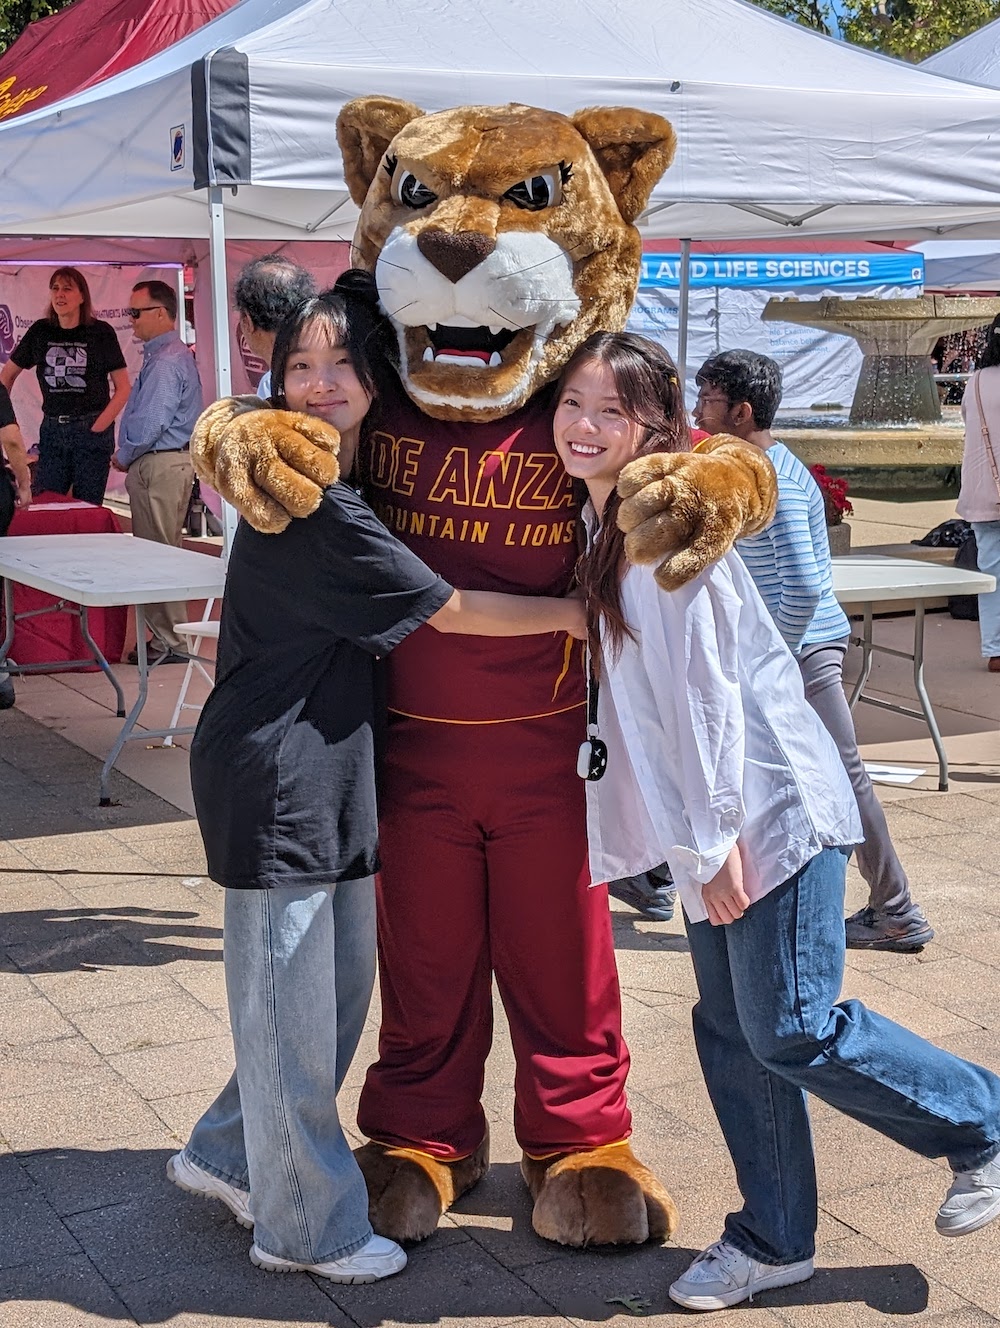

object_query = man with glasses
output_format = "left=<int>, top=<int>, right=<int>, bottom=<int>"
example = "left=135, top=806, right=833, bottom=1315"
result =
left=114, top=280, right=202, bottom=665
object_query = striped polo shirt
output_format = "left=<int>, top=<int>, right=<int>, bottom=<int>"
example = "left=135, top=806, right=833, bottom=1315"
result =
left=737, top=441, right=850, bottom=655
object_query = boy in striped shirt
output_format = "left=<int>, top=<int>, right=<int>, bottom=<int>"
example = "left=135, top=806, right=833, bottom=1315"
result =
left=693, top=349, right=932, bottom=953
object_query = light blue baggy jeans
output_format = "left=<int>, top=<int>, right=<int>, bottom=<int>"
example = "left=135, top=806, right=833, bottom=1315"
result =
left=972, top=520, right=1000, bottom=658
left=186, top=879, right=377, bottom=1264
left=684, top=847, right=1000, bottom=1266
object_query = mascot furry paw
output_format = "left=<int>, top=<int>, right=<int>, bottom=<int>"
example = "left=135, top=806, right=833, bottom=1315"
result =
left=617, top=434, right=778, bottom=591
left=196, top=95, right=772, bottom=1252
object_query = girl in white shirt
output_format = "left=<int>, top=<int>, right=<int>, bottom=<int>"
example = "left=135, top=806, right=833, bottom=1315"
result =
left=554, top=331, right=1000, bottom=1313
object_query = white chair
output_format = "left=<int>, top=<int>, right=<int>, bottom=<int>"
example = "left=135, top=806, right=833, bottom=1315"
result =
left=161, top=599, right=219, bottom=747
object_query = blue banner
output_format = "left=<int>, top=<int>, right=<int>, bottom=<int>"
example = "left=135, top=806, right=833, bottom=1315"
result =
left=639, top=251, right=924, bottom=291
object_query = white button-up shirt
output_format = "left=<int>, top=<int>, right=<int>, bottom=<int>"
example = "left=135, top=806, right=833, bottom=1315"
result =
left=586, top=547, right=862, bottom=925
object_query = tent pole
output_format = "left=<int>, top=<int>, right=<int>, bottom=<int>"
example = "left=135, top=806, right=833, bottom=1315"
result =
left=676, top=238, right=692, bottom=404
left=208, top=185, right=238, bottom=556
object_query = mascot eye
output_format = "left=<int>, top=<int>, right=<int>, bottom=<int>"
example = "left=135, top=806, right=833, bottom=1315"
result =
left=394, top=171, right=437, bottom=209
left=503, top=171, right=561, bottom=211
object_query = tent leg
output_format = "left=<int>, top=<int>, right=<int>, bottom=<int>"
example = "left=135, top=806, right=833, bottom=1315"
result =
left=208, top=185, right=238, bottom=557
left=676, top=237, right=691, bottom=407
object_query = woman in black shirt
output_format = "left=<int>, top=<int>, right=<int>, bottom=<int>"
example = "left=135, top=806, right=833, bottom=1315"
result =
left=168, top=284, right=584, bottom=1285
left=0, top=267, right=130, bottom=504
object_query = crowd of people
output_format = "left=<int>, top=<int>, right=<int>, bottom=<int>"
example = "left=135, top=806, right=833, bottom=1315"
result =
left=2, top=261, right=1000, bottom=1309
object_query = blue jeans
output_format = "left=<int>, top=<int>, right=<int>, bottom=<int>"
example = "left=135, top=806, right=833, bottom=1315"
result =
left=186, top=879, right=377, bottom=1263
left=972, top=521, right=1000, bottom=658
left=35, top=414, right=115, bottom=505
left=684, top=847, right=1000, bottom=1265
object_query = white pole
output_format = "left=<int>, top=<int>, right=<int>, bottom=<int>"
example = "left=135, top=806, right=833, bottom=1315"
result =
left=676, top=237, right=692, bottom=405
left=208, top=185, right=238, bottom=556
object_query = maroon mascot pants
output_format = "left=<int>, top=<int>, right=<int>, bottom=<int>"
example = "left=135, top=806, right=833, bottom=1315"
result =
left=358, top=707, right=633, bottom=1160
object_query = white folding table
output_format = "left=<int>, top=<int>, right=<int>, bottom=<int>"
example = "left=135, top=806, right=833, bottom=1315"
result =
left=0, top=534, right=226, bottom=804
left=831, top=554, right=996, bottom=792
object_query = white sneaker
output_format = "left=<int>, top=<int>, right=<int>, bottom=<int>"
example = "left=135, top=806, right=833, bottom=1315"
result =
left=166, top=1151, right=254, bottom=1229
left=250, top=1233, right=406, bottom=1283
left=936, top=1152, right=1000, bottom=1237
left=668, top=1239, right=814, bottom=1311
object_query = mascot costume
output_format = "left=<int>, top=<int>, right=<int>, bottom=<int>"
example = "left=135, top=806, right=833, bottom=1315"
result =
left=193, top=98, right=776, bottom=1247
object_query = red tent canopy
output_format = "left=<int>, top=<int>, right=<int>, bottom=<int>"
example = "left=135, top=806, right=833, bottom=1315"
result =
left=0, top=0, right=237, bottom=122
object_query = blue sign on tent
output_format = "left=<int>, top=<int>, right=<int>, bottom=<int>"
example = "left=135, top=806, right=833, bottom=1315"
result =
left=639, top=252, right=924, bottom=291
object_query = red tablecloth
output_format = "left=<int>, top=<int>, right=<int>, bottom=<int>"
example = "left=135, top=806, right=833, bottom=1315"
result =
left=2, top=493, right=129, bottom=670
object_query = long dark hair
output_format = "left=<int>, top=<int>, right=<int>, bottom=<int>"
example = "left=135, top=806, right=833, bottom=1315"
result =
left=561, top=331, right=691, bottom=663
left=980, top=315, right=1000, bottom=370
left=46, top=266, right=93, bottom=325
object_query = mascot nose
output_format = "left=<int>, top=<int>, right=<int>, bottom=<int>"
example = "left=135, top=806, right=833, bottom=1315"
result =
left=417, top=229, right=496, bottom=284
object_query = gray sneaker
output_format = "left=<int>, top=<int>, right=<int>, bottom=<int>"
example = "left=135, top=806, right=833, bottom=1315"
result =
left=668, top=1238, right=814, bottom=1310
left=845, top=906, right=934, bottom=952
left=936, top=1153, right=1000, bottom=1237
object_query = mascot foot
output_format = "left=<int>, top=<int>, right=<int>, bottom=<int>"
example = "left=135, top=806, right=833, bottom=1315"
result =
left=354, top=1131, right=490, bottom=1244
left=521, top=1143, right=679, bottom=1247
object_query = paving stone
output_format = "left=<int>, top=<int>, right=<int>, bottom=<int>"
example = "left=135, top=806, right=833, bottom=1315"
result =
left=30, top=963, right=185, bottom=1014
left=0, top=1079, right=166, bottom=1150
left=0, top=1253, right=132, bottom=1325
left=838, top=970, right=979, bottom=1041
left=0, top=1037, right=116, bottom=1101
left=19, top=1134, right=181, bottom=1217
left=878, top=955, right=1000, bottom=1029
left=147, top=1087, right=221, bottom=1140
left=0, top=995, right=77, bottom=1047
left=327, top=1236, right=552, bottom=1326
left=69, top=993, right=227, bottom=1056
left=117, top=1252, right=349, bottom=1326
left=518, top=1240, right=784, bottom=1327
left=765, top=1233, right=969, bottom=1324
left=66, top=1187, right=251, bottom=1288
left=108, top=1033, right=234, bottom=1100
left=0, top=1180, right=82, bottom=1271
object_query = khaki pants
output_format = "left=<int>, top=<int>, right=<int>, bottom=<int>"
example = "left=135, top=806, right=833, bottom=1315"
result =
left=125, top=449, right=194, bottom=652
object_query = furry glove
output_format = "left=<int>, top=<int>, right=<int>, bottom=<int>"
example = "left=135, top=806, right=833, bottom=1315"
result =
left=617, top=435, right=778, bottom=591
left=191, top=396, right=341, bottom=535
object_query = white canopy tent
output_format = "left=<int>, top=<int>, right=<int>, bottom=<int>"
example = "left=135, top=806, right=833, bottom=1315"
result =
left=9, top=0, right=1000, bottom=392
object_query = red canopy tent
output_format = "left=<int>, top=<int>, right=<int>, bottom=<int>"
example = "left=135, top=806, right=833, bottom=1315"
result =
left=0, top=0, right=238, bottom=122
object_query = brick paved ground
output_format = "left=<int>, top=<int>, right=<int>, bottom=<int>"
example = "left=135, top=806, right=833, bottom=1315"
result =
left=3, top=703, right=1000, bottom=1328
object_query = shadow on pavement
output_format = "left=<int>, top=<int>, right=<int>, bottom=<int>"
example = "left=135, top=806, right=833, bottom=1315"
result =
left=1, top=905, right=221, bottom=972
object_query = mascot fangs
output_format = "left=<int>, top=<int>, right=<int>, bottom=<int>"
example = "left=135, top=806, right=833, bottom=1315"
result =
left=194, top=97, right=777, bottom=1247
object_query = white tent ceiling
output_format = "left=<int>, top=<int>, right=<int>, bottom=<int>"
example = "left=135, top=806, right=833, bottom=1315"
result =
left=8, top=0, right=1000, bottom=241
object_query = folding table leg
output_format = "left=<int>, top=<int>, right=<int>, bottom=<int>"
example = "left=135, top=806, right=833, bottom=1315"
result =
left=78, top=604, right=125, bottom=717
left=100, top=605, right=152, bottom=805
left=911, top=603, right=948, bottom=792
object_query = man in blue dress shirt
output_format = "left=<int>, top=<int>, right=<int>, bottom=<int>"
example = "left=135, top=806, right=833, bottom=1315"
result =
left=114, top=280, right=203, bottom=664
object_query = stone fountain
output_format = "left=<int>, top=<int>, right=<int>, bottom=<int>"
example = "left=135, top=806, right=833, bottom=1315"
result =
left=761, top=294, right=1000, bottom=425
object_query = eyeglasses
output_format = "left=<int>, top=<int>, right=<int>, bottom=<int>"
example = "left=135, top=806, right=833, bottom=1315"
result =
left=127, top=305, right=164, bottom=319
left=694, top=391, right=732, bottom=408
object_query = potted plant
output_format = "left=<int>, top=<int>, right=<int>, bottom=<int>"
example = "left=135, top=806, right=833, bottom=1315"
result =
left=810, top=464, right=853, bottom=556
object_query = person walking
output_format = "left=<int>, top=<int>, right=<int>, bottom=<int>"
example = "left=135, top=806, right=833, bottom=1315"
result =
left=693, top=349, right=933, bottom=954
left=114, top=280, right=202, bottom=665
left=0, top=267, right=129, bottom=504
left=958, top=314, right=1000, bottom=674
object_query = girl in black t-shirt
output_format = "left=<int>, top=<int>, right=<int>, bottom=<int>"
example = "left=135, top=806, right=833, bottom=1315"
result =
left=0, top=267, right=130, bottom=505
left=172, top=283, right=585, bottom=1284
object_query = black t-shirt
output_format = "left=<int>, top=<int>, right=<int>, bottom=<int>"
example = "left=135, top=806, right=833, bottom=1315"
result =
left=190, top=482, right=452, bottom=889
left=11, top=319, right=127, bottom=417
left=0, top=382, right=16, bottom=430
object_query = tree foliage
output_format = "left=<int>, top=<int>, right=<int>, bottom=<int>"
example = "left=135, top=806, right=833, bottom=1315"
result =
left=0, top=0, right=75, bottom=56
left=753, top=0, right=1000, bottom=61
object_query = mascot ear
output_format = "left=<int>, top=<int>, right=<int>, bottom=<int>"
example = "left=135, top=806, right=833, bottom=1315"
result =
left=336, top=96, right=426, bottom=205
left=571, top=108, right=676, bottom=224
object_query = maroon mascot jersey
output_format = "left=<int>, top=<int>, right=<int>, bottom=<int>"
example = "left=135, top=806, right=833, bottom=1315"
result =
left=364, top=378, right=585, bottom=724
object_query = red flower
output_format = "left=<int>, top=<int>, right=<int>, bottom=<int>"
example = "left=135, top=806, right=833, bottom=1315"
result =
left=810, top=464, right=853, bottom=524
